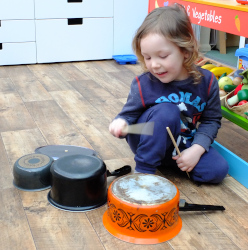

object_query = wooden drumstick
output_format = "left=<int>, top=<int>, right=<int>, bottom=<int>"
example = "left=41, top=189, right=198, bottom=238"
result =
left=166, top=127, right=190, bottom=179
left=122, top=122, right=154, bottom=135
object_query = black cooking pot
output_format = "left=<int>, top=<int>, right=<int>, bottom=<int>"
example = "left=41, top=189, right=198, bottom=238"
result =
left=13, top=153, right=54, bottom=191
left=48, top=154, right=131, bottom=212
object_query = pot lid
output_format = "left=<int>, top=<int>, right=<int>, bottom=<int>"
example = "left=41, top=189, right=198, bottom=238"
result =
left=35, top=145, right=98, bottom=160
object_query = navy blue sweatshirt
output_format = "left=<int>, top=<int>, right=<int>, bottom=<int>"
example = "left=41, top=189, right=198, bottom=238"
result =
left=115, top=67, right=221, bottom=152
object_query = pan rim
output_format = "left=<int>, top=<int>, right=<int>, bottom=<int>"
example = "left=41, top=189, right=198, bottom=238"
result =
left=47, top=191, right=107, bottom=212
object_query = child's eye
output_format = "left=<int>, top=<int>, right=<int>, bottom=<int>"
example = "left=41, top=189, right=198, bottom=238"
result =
left=160, top=55, right=167, bottom=59
left=144, top=57, right=151, bottom=60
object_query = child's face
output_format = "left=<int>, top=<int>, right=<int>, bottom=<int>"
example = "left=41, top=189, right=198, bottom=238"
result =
left=140, top=33, right=189, bottom=83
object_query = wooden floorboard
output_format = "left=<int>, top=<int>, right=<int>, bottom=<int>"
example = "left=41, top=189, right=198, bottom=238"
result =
left=0, top=60, right=248, bottom=249
left=0, top=188, right=37, bottom=250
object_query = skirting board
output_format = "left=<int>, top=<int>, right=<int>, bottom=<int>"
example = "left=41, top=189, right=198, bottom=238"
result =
left=212, top=141, right=248, bottom=188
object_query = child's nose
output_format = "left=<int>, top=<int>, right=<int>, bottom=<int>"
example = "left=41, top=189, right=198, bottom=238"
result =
left=151, top=59, right=160, bottom=68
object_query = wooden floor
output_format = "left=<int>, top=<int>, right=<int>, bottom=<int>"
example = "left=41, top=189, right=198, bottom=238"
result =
left=1, top=60, right=248, bottom=250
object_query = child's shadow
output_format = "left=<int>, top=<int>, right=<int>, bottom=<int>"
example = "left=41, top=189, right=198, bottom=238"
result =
left=157, top=163, right=202, bottom=187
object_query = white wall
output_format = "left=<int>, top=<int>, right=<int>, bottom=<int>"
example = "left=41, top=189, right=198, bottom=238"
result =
left=114, top=0, right=149, bottom=55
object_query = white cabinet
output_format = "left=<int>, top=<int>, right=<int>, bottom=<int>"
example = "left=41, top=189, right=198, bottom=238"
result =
left=35, top=0, right=113, bottom=19
left=0, top=43, right=36, bottom=65
left=0, top=0, right=36, bottom=65
left=0, top=0, right=148, bottom=65
left=0, top=20, right=35, bottom=42
left=0, top=0, right=34, bottom=20
left=35, top=0, right=113, bottom=63
left=36, top=18, right=113, bottom=63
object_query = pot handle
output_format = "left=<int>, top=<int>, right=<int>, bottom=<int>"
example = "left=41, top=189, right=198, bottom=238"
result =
left=107, top=165, right=131, bottom=177
left=179, top=199, right=225, bottom=211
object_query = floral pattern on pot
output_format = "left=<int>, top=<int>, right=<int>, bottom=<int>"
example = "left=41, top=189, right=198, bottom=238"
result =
left=107, top=202, right=179, bottom=233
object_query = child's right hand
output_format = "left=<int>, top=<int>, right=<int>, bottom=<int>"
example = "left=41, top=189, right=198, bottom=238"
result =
left=109, top=118, right=128, bottom=138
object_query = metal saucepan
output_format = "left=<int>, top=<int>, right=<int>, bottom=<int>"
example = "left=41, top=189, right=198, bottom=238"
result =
left=13, top=153, right=54, bottom=191
left=103, top=174, right=182, bottom=244
left=47, top=153, right=131, bottom=212
left=103, top=174, right=224, bottom=244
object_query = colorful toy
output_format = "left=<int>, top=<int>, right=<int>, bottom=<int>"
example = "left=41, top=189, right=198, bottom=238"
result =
left=239, top=68, right=248, bottom=84
left=233, top=68, right=248, bottom=95
left=227, top=89, right=248, bottom=106
left=234, top=83, right=243, bottom=95
left=201, top=64, right=216, bottom=70
left=112, top=55, right=137, bottom=65
left=218, top=76, right=233, bottom=89
left=210, top=66, right=233, bottom=77
left=224, top=84, right=237, bottom=92
left=238, top=100, right=248, bottom=105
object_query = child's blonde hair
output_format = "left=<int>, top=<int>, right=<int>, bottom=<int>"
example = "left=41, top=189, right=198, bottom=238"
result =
left=132, top=4, right=202, bottom=84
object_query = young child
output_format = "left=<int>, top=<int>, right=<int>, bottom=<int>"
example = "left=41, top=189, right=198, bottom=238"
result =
left=109, top=4, right=229, bottom=183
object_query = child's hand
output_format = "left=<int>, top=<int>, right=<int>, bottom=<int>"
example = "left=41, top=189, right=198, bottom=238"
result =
left=109, top=118, right=128, bottom=138
left=172, top=144, right=205, bottom=172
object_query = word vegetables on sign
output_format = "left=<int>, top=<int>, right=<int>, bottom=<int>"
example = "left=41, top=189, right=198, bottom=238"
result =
left=186, top=5, right=222, bottom=25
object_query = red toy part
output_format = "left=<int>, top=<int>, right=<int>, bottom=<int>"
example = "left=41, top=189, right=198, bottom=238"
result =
left=236, top=0, right=248, bottom=5
left=238, top=100, right=248, bottom=105
left=234, top=83, right=243, bottom=95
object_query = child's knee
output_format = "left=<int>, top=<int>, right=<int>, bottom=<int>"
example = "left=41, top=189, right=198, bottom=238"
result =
left=148, top=103, right=180, bottom=125
left=192, top=160, right=229, bottom=184
left=212, top=160, right=229, bottom=183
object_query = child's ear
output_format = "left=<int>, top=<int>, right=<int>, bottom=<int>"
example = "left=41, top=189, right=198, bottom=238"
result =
left=184, top=51, right=190, bottom=59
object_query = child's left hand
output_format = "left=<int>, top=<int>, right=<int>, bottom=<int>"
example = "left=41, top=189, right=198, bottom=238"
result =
left=172, top=144, right=205, bottom=172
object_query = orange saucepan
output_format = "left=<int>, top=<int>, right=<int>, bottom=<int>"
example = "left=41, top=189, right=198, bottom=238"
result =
left=103, top=174, right=182, bottom=244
